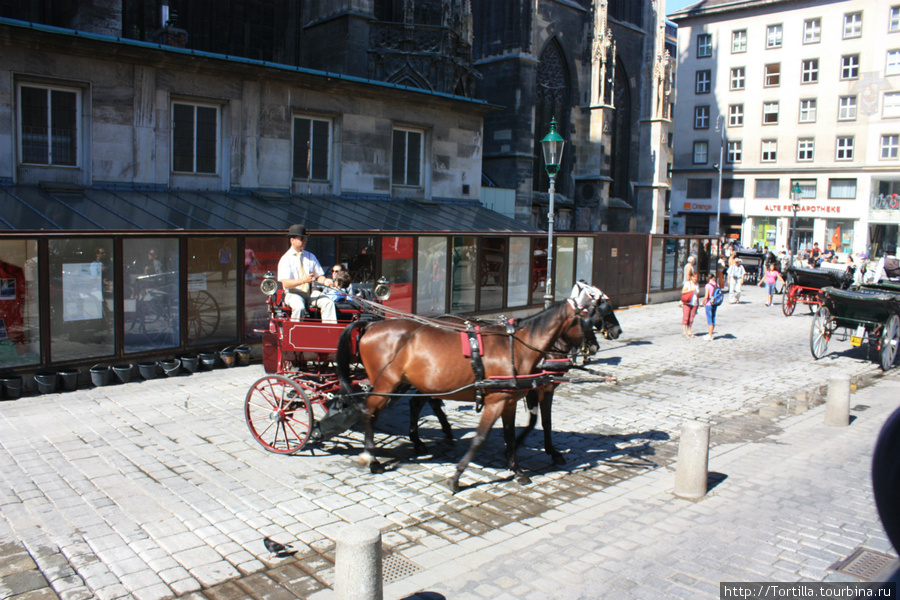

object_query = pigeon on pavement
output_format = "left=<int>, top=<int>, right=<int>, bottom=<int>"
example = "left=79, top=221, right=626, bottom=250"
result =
left=263, top=537, right=293, bottom=558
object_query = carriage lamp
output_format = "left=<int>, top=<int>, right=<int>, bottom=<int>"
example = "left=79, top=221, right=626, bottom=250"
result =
left=541, top=118, right=566, bottom=308
left=260, top=271, right=278, bottom=296
left=790, top=183, right=803, bottom=257
left=374, top=276, right=391, bottom=301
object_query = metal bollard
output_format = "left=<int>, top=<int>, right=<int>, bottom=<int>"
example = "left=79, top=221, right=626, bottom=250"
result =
left=334, top=525, right=383, bottom=600
left=824, top=373, right=851, bottom=427
left=674, top=420, right=710, bottom=500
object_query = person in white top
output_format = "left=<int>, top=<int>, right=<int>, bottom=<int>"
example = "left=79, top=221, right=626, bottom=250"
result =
left=276, top=224, right=337, bottom=323
left=872, top=244, right=900, bottom=284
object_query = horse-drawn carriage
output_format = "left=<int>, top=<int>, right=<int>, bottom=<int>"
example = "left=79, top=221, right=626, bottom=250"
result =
left=809, top=283, right=900, bottom=371
left=782, top=265, right=855, bottom=317
left=243, top=272, right=619, bottom=490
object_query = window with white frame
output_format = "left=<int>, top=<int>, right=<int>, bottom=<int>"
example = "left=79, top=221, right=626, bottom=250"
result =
left=841, top=55, right=860, bottom=80
left=696, top=70, right=711, bottom=94
left=292, top=116, right=331, bottom=181
left=835, top=136, right=854, bottom=160
left=792, top=179, right=817, bottom=199
left=693, top=141, right=709, bottom=164
left=891, top=6, right=900, bottom=32
left=697, top=33, right=713, bottom=58
left=694, top=105, right=710, bottom=129
left=727, top=140, right=742, bottom=163
left=172, top=102, right=218, bottom=174
left=761, top=140, right=777, bottom=162
left=828, top=179, right=857, bottom=199
left=887, top=50, right=900, bottom=76
left=839, top=96, right=858, bottom=120
left=766, top=24, right=783, bottom=48
left=392, top=127, right=423, bottom=186
left=885, top=92, right=900, bottom=118
left=765, top=63, right=780, bottom=87
left=729, top=104, right=744, bottom=127
left=18, top=84, right=79, bottom=166
left=798, top=138, right=815, bottom=161
left=732, top=29, right=747, bottom=53
left=843, top=12, right=862, bottom=38
left=730, top=67, right=746, bottom=90
left=799, top=99, right=817, bottom=123
left=801, top=59, right=819, bottom=83
left=881, top=134, right=900, bottom=159
left=804, top=18, right=822, bottom=43
left=763, top=101, right=779, bottom=125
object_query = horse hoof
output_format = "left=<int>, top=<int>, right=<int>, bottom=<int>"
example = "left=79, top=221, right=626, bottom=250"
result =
left=413, top=444, right=427, bottom=456
left=355, top=451, right=374, bottom=467
left=446, top=478, right=461, bottom=494
left=369, top=461, right=385, bottom=474
left=516, top=475, right=532, bottom=485
left=550, top=453, right=567, bottom=465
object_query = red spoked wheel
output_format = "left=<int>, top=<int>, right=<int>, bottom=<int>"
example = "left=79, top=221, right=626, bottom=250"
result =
left=782, top=285, right=796, bottom=316
left=245, top=375, right=314, bottom=454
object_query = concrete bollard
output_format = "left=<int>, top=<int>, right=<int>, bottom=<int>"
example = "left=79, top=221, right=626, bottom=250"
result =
left=824, top=373, right=851, bottom=427
left=674, top=420, right=710, bottom=500
left=335, top=525, right=383, bottom=600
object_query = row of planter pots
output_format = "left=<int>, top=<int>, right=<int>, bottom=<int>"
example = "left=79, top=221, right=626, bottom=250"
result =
left=0, top=346, right=252, bottom=399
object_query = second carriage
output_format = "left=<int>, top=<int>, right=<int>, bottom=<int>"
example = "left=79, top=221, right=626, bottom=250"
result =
left=782, top=265, right=855, bottom=317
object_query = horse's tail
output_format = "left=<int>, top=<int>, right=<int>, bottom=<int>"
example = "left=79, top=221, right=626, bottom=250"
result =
left=336, top=319, right=369, bottom=397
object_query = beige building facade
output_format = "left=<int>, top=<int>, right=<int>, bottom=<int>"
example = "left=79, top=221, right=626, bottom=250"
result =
left=670, top=0, right=900, bottom=256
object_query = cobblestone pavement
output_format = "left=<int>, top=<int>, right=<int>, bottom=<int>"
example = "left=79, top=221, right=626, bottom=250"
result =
left=0, top=285, right=897, bottom=600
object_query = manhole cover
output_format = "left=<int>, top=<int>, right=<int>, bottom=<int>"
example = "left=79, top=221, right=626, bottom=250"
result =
left=831, top=547, right=898, bottom=581
left=383, top=553, right=421, bottom=583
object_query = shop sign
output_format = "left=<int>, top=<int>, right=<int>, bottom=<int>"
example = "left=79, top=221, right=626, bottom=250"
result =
left=871, top=193, right=900, bottom=210
left=762, top=204, right=842, bottom=214
left=682, top=202, right=714, bottom=212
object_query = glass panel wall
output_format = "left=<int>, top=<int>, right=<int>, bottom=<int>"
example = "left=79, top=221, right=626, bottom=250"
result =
left=187, top=237, right=236, bottom=346
left=576, top=237, right=594, bottom=284
left=531, top=238, right=548, bottom=305
left=650, top=237, right=664, bottom=290
left=382, top=237, right=413, bottom=312
left=416, top=237, right=447, bottom=314
left=123, top=238, right=179, bottom=353
left=243, top=236, right=284, bottom=339
left=0, top=239, right=39, bottom=368
left=49, top=238, right=116, bottom=362
left=335, top=236, right=374, bottom=288
left=480, top=237, right=505, bottom=311
left=507, top=237, right=530, bottom=307
left=554, top=237, right=575, bottom=301
left=451, top=236, right=477, bottom=313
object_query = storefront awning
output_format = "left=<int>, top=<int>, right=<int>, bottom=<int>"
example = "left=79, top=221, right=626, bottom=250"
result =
left=0, top=186, right=539, bottom=233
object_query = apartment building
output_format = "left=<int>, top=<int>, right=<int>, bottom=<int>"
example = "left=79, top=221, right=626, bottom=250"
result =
left=669, top=0, right=900, bottom=256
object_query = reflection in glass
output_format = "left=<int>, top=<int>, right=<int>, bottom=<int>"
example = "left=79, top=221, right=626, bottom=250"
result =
left=416, top=237, right=447, bottom=314
left=124, top=238, right=180, bottom=353
left=451, top=236, right=476, bottom=313
left=480, top=237, right=505, bottom=311
left=576, top=237, right=594, bottom=285
left=382, top=237, right=413, bottom=312
left=49, top=238, right=116, bottom=362
left=187, top=237, right=235, bottom=346
left=554, top=237, right=574, bottom=302
left=650, top=238, right=664, bottom=291
left=531, top=238, right=548, bottom=305
left=0, top=239, right=39, bottom=367
left=243, top=236, right=285, bottom=338
left=336, top=237, right=375, bottom=287
left=507, top=237, right=530, bottom=307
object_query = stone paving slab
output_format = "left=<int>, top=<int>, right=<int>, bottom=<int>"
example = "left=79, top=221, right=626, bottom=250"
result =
left=0, top=284, right=897, bottom=599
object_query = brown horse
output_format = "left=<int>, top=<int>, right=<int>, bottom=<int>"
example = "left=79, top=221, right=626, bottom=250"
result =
left=336, top=300, right=580, bottom=492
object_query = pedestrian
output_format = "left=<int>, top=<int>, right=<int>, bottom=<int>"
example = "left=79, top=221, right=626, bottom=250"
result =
left=727, top=258, right=746, bottom=303
left=757, top=262, right=783, bottom=307
left=701, top=272, right=720, bottom=341
left=872, top=244, right=900, bottom=283
left=218, top=244, right=232, bottom=286
left=683, top=255, right=695, bottom=284
left=679, top=271, right=700, bottom=338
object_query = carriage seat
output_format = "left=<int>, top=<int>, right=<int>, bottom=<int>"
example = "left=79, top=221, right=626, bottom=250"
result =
left=272, top=289, right=314, bottom=319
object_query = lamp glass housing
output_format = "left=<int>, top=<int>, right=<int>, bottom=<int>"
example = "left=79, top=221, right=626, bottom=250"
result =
left=541, top=118, right=565, bottom=178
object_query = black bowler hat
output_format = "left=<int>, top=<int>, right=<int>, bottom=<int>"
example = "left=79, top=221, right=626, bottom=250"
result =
left=887, top=243, right=898, bottom=255
left=286, top=224, right=308, bottom=238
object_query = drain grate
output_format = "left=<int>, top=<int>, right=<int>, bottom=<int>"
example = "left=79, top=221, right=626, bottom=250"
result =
left=383, top=553, right=421, bottom=583
left=831, top=547, right=898, bottom=581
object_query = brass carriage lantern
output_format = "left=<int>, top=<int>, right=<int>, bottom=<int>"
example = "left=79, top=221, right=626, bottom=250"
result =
left=541, top=118, right=565, bottom=308
left=790, top=182, right=803, bottom=258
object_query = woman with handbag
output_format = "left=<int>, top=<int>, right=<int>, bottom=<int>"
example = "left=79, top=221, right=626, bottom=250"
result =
left=679, top=272, right=700, bottom=338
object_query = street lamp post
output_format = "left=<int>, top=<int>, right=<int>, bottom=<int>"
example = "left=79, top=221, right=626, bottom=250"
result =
left=790, top=182, right=803, bottom=258
left=541, top=118, right=565, bottom=308
left=714, top=115, right=725, bottom=239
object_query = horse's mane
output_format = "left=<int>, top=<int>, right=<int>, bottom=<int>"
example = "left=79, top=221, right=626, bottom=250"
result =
left=512, top=301, right=569, bottom=332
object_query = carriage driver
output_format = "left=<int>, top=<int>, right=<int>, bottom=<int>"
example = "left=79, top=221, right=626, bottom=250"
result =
left=277, top=224, right=338, bottom=324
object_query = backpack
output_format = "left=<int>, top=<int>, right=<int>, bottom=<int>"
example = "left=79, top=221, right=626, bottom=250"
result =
left=711, top=285, right=724, bottom=306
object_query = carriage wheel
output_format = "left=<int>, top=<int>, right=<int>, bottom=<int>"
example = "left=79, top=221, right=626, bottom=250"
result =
left=880, top=314, right=900, bottom=371
left=782, top=285, right=796, bottom=317
left=245, top=375, right=314, bottom=454
left=187, top=290, right=221, bottom=342
left=810, top=306, right=831, bottom=360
